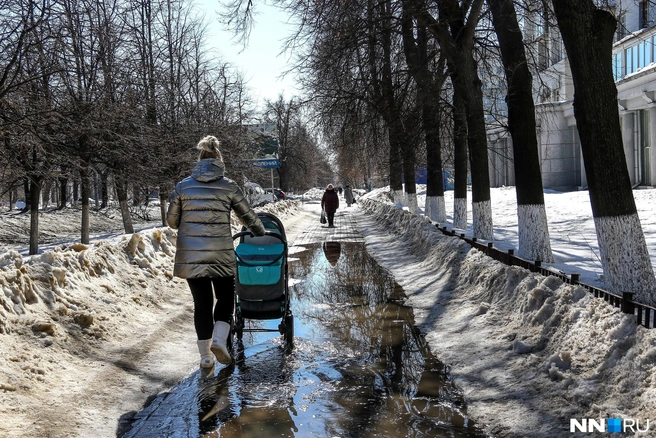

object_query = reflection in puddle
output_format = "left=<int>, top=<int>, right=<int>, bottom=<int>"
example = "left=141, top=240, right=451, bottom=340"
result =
left=284, top=242, right=486, bottom=437
left=123, top=242, right=489, bottom=437
left=199, top=347, right=299, bottom=436
left=322, top=241, right=341, bottom=266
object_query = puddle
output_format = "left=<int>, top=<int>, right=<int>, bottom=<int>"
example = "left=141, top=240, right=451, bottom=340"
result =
left=121, top=242, right=489, bottom=437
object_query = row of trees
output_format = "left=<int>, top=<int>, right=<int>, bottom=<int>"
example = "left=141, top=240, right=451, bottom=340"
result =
left=228, top=0, right=654, bottom=303
left=3, top=0, right=654, bottom=303
left=280, top=0, right=551, bottom=252
left=0, top=0, right=327, bottom=255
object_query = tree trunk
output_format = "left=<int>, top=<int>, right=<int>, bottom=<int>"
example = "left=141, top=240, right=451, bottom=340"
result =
left=402, top=133, right=418, bottom=213
left=401, top=9, right=446, bottom=220
left=380, top=0, right=405, bottom=204
left=552, top=0, right=656, bottom=302
left=159, top=183, right=169, bottom=226
left=456, top=49, right=493, bottom=240
left=94, top=172, right=100, bottom=209
left=58, top=177, right=67, bottom=209
left=424, top=105, right=446, bottom=223
left=100, top=170, right=109, bottom=209
left=489, top=0, right=553, bottom=262
left=453, top=87, right=468, bottom=230
left=28, top=179, right=42, bottom=255
left=41, top=180, right=51, bottom=209
left=132, top=186, right=140, bottom=206
left=80, top=165, right=90, bottom=245
left=115, top=177, right=134, bottom=234
left=388, top=127, right=405, bottom=203
left=72, top=179, right=79, bottom=206
left=22, top=178, right=31, bottom=213
left=160, top=196, right=167, bottom=226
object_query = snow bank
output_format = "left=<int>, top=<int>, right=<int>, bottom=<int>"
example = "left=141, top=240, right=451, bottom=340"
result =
left=358, top=196, right=656, bottom=437
left=0, top=200, right=302, bottom=325
left=0, top=228, right=177, bottom=336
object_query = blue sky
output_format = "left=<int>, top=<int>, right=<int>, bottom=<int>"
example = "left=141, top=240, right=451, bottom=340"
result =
left=195, top=0, right=301, bottom=108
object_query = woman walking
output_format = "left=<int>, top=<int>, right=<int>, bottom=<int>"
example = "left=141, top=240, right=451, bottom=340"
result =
left=321, top=184, right=339, bottom=228
left=167, top=135, right=265, bottom=369
left=343, top=184, right=354, bottom=207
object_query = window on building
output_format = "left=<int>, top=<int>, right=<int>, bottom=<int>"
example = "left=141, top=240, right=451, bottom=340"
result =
left=640, top=40, right=652, bottom=68
left=613, top=52, right=623, bottom=81
left=625, top=44, right=644, bottom=75
left=640, top=1, right=656, bottom=29
left=633, top=45, right=639, bottom=70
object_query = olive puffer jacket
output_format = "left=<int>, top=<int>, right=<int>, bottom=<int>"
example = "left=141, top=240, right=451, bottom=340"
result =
left=166, top=158, right=265, bottom=279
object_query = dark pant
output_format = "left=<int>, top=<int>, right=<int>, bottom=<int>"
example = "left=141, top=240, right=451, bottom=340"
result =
left=187, top=276, right=234, bottom=340
left=327, top=212, right=335, bottom=226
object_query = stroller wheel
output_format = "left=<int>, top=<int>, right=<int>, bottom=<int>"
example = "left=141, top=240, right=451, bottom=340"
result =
left=235, top=312, right=244, bottom=340
left=283, top=314, right=294, bottom=349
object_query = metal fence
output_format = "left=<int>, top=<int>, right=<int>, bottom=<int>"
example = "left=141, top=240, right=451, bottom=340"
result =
left=435, top=225, right=656, bottom=329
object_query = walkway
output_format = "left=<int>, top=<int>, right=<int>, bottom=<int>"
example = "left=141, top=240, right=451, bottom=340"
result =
left=290, top=200, right=364, bottom=246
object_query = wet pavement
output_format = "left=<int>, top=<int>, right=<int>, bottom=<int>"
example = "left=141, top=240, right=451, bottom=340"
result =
left=119, top=206, right=490, bottom=437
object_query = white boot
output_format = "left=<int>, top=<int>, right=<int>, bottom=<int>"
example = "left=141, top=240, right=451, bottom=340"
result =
left=211, top=321, right=232, bottom=364
left=197, top=339, right=214, bottom=369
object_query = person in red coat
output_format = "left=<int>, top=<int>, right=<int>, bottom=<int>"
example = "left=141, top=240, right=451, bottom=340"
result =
left=321, top=184, right=340, bottom=228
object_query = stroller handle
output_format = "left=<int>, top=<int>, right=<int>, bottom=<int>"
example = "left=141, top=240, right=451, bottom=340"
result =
left=232, top=230, right=286, bottom=243
left=233, top=230, right=287, bottom=266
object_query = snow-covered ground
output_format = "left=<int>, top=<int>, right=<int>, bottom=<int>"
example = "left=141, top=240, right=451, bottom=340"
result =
left=1, top=186, right=655, bottom=437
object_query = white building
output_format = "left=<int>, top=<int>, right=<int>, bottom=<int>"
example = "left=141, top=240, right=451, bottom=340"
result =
left=487, top=0, right=656, bottom=191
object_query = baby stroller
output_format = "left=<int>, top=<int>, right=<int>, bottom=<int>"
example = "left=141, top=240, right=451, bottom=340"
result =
left=232, top=212, right=293, bottom=350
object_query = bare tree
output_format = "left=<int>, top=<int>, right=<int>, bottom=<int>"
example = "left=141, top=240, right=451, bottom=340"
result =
left=401, top=3, right=449, bottom=221
left=551, top=0, right=656, bottom=303
left=488, top=0, right=553, bottom=262
left=410, top=0, right=494, bottom=240
left=55, top=0, right=113, bottom=244
left=451, top=85, right=469, bottom=230
left=1, top=0, right=58, bottom=254
left=263, top=96, right=299, bottom=190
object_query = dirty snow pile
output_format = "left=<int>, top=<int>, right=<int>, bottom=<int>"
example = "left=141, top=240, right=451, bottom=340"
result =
left=0, top=199, right=301, bottom=438
left=0, top=225, right=189, bottom=436
left=356, top=190, right=656, bottom=437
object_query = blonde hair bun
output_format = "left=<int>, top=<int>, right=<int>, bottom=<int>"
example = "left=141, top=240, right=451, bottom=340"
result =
left=197, top=135, right=223, bottom=160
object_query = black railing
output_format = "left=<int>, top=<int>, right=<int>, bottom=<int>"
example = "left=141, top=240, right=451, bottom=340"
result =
left=435, top=225, right=656, bottom=329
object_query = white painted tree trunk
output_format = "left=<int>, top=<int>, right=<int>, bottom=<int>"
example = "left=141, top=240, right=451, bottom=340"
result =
left=454, top=197, right=467, bottom=230
left=472, top=199, right=494, bottom=241
left=595, top=213, right=656, bottom=305
left=425, top=196, right=446, bottom=223
left=517, top=204, right=554, bottom=263
left=392, top=189, right=405, bottom=206
left=406, top=193, right=418, bottom=214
